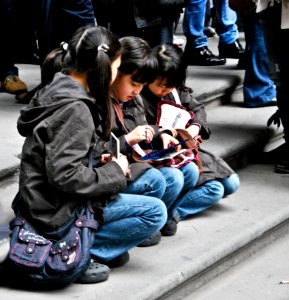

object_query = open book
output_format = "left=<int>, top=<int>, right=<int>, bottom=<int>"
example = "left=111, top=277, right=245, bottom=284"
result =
left=157, top=101, right=192, bottom=129
left=141, top=148, right=194, bottom=162
left=139, top=139, right=193, bottom=162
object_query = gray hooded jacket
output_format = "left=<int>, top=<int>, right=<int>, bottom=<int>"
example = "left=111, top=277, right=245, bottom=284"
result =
left=13, top=72, right=127, bottom=230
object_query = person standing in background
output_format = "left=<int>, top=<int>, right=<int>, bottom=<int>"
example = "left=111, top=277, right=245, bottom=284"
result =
left=256, top=0, right=289, bottom=173
left=93, top=0, right=185, bottom=47
left=182, top=0, right=244, bottom=66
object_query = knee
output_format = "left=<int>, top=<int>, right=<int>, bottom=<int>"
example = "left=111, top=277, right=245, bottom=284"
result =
left=159, top=167, right=184, bottom=191
left=148, top=198, right=168, bottom=229
left=223, top=173, right=240, bottom=195
left=205, top=180, right=225, bottom=201
left=181, top=162, right=200, bottom=187
left=144, top=168, right=167, bottom=191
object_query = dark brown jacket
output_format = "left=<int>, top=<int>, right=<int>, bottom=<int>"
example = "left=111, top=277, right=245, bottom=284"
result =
left=126, top=86, right=235, bottom=186
left=13, top=72, right=127, bottom=230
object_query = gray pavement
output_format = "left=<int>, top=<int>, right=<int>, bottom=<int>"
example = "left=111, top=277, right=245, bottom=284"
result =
left=1, top=31, right=288, bottom=299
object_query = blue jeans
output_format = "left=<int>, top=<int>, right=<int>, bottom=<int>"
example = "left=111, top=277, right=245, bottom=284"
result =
left=213, top=0, right=238, bottom=44
left=124, top=167, right=185, bottom=222
left=176, top=173, right=240, bottom=220
left=183, top=0, right=238, bottom=48
left=243, top=13, right=276, bottom=107
left=161, top=162, right=200, bottom=221
left=124, top=168, right=166, bottom=199
left=90, top=193, right=167, bottom=261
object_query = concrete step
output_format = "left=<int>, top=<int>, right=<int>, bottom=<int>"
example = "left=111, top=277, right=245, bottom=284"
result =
left=184, top=220, right=289, bottom=300
left=0, top=38, right=284, bottom=298
left=0, top=163, right=288, bottom=299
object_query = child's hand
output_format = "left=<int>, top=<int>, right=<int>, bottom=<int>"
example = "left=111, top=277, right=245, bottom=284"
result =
left=112, top=154, right=130, bottom=177
left=160, top=133, right=181, bottom=151
left=101, top=153, right=112, bottom=164
left=125, top=125, right=155, bottom=145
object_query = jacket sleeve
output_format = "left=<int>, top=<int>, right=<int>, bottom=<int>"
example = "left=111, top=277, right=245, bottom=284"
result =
left=45, top=101, right=127, bottom=199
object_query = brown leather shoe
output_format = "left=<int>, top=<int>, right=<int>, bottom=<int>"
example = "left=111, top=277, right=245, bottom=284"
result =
left=1, top=75, right=27, bottom=94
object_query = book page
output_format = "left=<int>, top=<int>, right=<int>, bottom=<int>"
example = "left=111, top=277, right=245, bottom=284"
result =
left=158, top=104, right=191, bottom=129
left=154, top=149, right=194, bottom=161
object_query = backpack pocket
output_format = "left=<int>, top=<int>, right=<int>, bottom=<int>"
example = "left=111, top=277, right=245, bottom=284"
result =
left=9, top=221, right=51, bottom=269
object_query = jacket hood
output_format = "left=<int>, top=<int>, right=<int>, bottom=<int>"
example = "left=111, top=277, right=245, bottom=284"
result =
left=17, top=72, right=94, bottom=137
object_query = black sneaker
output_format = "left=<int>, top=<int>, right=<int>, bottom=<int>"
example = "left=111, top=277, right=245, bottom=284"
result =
left=184, top=46, right=226, bottom=66
left=138, top=231, right=162, bottom=247
left=160, top=220, right=177, bottom=236
left=218, top=39, right=245, bottom=59
left=204, top=27, right=216, bottom=38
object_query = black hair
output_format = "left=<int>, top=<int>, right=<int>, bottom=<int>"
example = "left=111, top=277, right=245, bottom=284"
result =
left=152, top=43, right=187, bottom=88
left=118, top=36, right=158, bottom=84
left=42, top=25, right=122, bottom=139
left=41, top=48, right=64, bottom=86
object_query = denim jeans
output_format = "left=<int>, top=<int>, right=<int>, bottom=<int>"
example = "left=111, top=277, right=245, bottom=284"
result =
left=176, top=173, right=240, bottom=220
left=213, top=0, right=238, bottom=45
left=243, top=13, right=276, bottom=107
left=122, top=167, right=184, bottom=222
left=126, top=163, right=199, bottom=223
left=90, top=193, right=167, bottom=261
left=124, top=168, right=166, bottom=199
left=161, top=162, right=200, bottom=221
left=183, top=0, right=238, bottom=48
left=159, top=166, right=185, bottom=220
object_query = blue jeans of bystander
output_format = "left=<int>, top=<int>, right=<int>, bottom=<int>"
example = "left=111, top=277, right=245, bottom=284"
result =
left=243, top=13, right=276, bottom=107
left=183, top=0, right=238, bottom=48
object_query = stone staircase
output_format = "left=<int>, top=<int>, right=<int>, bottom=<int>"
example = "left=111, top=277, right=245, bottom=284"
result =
left=1, top=45, right=288, bottom=299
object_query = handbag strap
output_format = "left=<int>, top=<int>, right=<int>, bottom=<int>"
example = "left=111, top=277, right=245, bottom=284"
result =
left=172, top=88, right=181, bottom=105
left=113, top=99, right=146, bottom=156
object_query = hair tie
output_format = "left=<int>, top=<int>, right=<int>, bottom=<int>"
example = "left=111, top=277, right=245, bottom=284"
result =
left=60, top=42, right=68, bottom=52
left=97, top=44, right=109, bottom=53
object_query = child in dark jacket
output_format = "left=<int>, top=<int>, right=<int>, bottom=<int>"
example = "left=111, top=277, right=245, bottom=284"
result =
left=139, top=43, right=240, bottom=220
left=10, top=26, right=167, bottom=284
left=110, top=36, right=200, bottom=237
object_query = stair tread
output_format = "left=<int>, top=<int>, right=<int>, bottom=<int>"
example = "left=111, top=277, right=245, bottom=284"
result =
left=1, top=164, right=288, bottom=299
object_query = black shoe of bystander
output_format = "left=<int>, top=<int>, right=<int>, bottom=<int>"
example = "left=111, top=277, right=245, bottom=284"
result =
left=184, top=46, right=226, bottom=66
left=218, top=39, right=245, bottom=59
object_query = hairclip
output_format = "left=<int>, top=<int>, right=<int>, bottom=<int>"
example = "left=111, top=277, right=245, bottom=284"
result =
left=97, top=44, right=109, bottom=53
left=60, top=42, right=68, bottom=52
